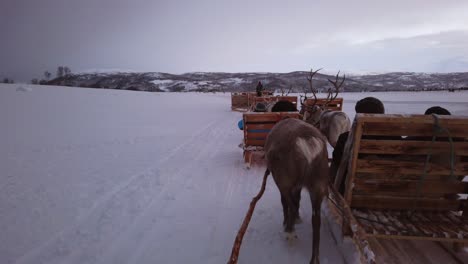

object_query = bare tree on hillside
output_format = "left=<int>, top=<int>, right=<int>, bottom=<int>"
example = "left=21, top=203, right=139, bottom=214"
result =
left=44, top=71, right=51, bottom=81
left=57, top=66, right=64, bottom=78
left=64, top=66, right=71, bottom=76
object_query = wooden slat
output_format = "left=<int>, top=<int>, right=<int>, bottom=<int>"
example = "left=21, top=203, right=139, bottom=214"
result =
left=244, top=123, right=276, bottom=130
left=439, top=213, right=468, bottom=231
left=429, top=213, right=462, bottom=238
left=253, top=97, right=275, bottom=103
left=231, top=93, right=249, bottom=110
left=410, top=212, right=459, bottom=239
left=355, top=172, right=456, bottom=181
left=356, top=159, right=468, bottom=176
left=344, top=120, right=364, bottom=204
left=328, top=107, right=341, bottom=111
left=354, top=179, right=468, bottom=196
left=404, top=211, right=435, bottom=237
left=367, top=233, right=468, bottom=242
left=245, top=132, right=269, bottom=139
left=359, top=140, right=468, bottom=156
left=243, top=112, right=300, bottom=122
left=244, top=139, right=265, bottom=146
left=371, top=210, right=400, bottom=235
left=304, top=98, right=343, bottom=111
left=352, top=210, right=468, bottom=243
left=401, top=211, right=436, bottom=237
left=351, top=195, right=463, bottom=211
left=275, top=96, right=298, bottom=105
left=378, top=211, right=409, bottom=236
left=361, top=122, right=468, bottom=138
left=357, top=114, right=468, bottom=125
left=328, top=186, right=377, bottom=263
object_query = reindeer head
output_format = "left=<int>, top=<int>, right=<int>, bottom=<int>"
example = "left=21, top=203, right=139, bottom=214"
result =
left=300, top=68, right=321, bottom=125
left=301, top=70, right=345, bottom=127
left=279, top=85, right=293, bottom=96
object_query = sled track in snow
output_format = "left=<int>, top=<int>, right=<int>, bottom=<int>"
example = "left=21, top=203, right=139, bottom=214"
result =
left=14, top=117, right=224, bottom=264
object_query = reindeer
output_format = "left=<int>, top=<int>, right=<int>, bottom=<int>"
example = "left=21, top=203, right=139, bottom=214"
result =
left=264, top=117, right=329, bottom=264
left=300, top=70, right=351, bottom=147
left=264, top=86, right=297, bottom=112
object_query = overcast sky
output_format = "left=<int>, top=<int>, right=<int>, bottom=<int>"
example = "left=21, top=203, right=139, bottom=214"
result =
left=1, top=0, right=468, bottom=81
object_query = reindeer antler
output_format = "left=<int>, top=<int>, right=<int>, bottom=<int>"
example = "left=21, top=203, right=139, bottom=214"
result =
left=279, top=86, right=285, bottom=96
left=301, top=68, right=322, bottom=108
left=285, top=85, right=293, bottom=96
left=325, top=70, right=345, bottom=108
left=279, top=86, right=293, bottom=96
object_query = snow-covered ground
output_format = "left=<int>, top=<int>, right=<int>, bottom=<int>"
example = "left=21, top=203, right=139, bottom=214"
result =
left=1, top=84, right=468, bottom=264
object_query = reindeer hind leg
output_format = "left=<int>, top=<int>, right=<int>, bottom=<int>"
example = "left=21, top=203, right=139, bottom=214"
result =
left=280, top=193, right=289, bottom=228
left=310, top=194, right=323, bottom=264
left=293, top=188, right=302, bottom=223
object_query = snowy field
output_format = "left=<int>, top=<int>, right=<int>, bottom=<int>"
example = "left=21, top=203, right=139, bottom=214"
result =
left=1, top=84, right=468, bottom=264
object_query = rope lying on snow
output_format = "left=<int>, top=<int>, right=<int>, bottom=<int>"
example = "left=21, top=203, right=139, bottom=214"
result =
left=227, top=169, right=270, bottom=264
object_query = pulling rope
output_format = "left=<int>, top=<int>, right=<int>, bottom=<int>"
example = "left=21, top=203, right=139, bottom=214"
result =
left=227, top=169, right=270, bottom=264
left=411, top=114, right=456, bottom=215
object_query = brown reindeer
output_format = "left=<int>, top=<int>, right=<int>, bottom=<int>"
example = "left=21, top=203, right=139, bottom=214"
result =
left=264, top=118, right=329, bottom=264
left=301, top=70, right=351, bottom=147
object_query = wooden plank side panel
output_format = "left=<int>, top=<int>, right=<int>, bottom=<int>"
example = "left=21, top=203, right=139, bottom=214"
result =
left=304, top=98, right=344, bottom=111
left=344, top=120, right=364, bottom=203
left=355, top=172, right=456, bottom=181
left=353, top=179, right=468, bottom=196
left=245, top=132, right=270, bottom=140
left=359, top=140, right=468, bottom=156
left=231, top=96, right=249, bottom=109
left=276, top=96, right=298, bottom=105
left=243, top=112, right=301, bottom=149
left=357, top=114, right=468, bottom=125
left=245, top=139, right=266, bottom=146
left=231, top=99, right=248, bottom=105
left=361, top=122, right=468, bottom=138
left=243, top=112, right=300, bottom=122
left=350, top=195, right=463, bottom=211
left=244, top=123, right=276, bottom=130
left=253, top=97, right=275, bottom=103
left=356, top=159, right=468, bottom=176
left=366, top=233, right=468, bottom=242
left=328, top=106, right=342, bottom=111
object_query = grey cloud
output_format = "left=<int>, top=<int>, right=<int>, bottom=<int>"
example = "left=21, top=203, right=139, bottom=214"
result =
left=1, top=0, right=467, bottom=81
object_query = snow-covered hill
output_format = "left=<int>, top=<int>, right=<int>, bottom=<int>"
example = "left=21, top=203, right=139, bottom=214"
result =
left=1, top=83, right=468, bottom=264
left=45, top=71, right=468, bottom=93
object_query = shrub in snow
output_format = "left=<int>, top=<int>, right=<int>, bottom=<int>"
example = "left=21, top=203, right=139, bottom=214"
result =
left=16, top=86, right=33, bottom=92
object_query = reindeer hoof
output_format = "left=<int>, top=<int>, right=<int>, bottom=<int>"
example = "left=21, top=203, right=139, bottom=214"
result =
left=295, top=215, right=303, bottom=224
left=310, top=257, right=320, bottom=264
left=285, top=232, right=298, bottom=241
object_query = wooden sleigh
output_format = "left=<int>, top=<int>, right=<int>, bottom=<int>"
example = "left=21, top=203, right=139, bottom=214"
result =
left=249, top=96, right=298, bottom=111
left=302, top=97, right=344, bottom=111
left=231, top=92, right=250, bottom=112
left=231, top=91, right=275, bottom=112
left=242, top=112, right=301, bottom=167
left=329, top=114, right=468, bottom=263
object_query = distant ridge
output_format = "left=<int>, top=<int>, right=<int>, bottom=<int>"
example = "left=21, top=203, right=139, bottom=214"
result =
left=46, top=71, right=468, bottom=92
